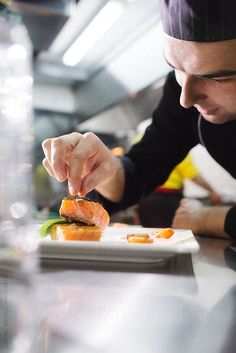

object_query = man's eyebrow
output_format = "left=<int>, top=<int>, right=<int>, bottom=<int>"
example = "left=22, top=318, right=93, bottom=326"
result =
left=197, top=70, right=236, bottom=79
left=164, top=57, right=236, bottom=78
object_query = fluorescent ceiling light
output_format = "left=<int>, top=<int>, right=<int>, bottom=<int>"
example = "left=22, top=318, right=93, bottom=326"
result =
left=63, top=1, right=123, bottom=67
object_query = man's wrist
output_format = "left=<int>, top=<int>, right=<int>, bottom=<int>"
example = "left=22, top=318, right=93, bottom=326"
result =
left=96, top=156, right=124, bottom=203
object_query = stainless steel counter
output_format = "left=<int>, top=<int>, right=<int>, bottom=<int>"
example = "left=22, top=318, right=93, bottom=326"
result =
left=31, top=236, right=236, bottom=353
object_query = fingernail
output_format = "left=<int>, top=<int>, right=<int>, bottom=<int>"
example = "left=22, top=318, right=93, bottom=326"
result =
left=56, top=172, right=65, bottom=182
left=69, top=184, right=76, bottom=195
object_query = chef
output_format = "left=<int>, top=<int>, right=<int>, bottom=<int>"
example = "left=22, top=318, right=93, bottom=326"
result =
left=42, top=0, right=236, bottom=239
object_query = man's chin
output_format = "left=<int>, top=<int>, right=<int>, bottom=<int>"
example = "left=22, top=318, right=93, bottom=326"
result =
left=199, top=111, right=234, bottom=124
left=201, top=113, right=225, bottom=124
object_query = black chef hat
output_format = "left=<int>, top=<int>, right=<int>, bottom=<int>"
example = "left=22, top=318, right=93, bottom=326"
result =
left=160, top=0, right=236, bottom=42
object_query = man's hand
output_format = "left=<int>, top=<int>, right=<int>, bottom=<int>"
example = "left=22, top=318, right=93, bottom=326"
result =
left=42, top=132, right=125, bottom=202
left=172, top=198, right=230, bottom=238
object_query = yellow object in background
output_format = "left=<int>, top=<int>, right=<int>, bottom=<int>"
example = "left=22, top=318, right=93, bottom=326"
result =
left=160, top=154, right=199, bottom=190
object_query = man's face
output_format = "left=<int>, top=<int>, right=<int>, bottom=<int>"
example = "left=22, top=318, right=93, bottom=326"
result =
left=164, top=36, right=236, bottom=124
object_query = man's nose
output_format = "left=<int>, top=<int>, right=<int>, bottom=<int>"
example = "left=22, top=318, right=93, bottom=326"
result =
left=177, top=73, right=207, bottom=109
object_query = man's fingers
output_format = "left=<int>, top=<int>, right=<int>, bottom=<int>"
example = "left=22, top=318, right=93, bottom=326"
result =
left=42, top=158, right=55, bottom=177
left=42, top=138, right=52, bottom=165
left=172, top=213, right=184, bottom=228
left=66, top=132, right=101, bottom=193
left=42, top=132, right=83, bottom=182
left=51, top=132, right=83, bottom=181
left=50, top=137, right=69, bottom=181
left=42, top=131, right=113, bottom=196
left=80, top=159, right=117, bottom=196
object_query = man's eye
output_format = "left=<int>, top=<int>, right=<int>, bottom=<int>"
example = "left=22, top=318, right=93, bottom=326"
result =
left=211, top=77, right=232, bottom=84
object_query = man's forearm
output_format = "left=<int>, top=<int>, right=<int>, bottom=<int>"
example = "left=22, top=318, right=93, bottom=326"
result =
left=198, top=206, right=230, bottom=238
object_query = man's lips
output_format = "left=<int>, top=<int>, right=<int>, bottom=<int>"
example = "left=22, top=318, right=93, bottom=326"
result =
left=195, top=106, right=220, bottom=116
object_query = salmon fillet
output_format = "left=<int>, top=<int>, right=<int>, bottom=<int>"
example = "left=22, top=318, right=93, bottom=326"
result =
left=59, top=197, right=110, bottom=230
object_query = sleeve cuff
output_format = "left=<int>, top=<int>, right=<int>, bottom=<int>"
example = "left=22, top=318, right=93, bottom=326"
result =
left=224, top=205, right=236, bottom=239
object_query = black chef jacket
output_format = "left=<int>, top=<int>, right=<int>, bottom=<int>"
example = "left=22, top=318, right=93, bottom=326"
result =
left=98, top=71, right=236, bottom=238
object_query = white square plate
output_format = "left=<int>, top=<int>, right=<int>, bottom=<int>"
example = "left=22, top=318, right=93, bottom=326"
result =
left=39, top=226, right=199, bottom=263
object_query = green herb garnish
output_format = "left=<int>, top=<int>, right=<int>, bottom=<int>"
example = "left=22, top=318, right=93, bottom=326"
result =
left=39, top=218, right=68, bottom=237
